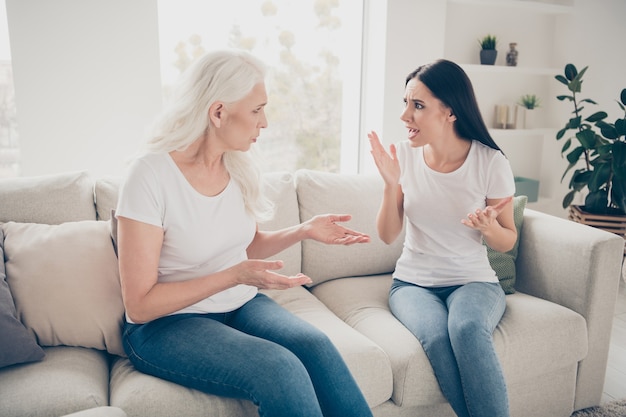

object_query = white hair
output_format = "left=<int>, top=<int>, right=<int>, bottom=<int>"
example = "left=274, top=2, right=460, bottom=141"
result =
left=145, top=49, right=273, bottom=221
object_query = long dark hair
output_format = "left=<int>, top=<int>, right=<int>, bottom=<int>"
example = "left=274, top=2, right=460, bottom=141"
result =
left=406, top=59, right=501, bottom=152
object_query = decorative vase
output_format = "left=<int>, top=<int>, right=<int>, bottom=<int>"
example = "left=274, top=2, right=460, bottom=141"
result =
left=480, top=50, right=497, bottom=65
left=506, top=42, right=518, bottom=66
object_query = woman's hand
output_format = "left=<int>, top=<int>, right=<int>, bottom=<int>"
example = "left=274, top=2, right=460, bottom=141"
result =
left=303, top=214, right=370, bottom=245
left=461, top=197, right=513, bottom=233
left=368, top=131, right=400, bottom=186
left=233, top=259, right=312, bottom=289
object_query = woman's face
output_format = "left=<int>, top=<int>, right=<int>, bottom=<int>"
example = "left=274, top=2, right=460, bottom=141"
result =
left=217, top=82, right=268, bottom=152
left=400, top=78, right=454, bottom=147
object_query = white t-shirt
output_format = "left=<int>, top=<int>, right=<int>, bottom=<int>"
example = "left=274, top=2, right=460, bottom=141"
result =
left=116, top=152, right=258, bottom=320
left=394, top=140, right=515, bottom=287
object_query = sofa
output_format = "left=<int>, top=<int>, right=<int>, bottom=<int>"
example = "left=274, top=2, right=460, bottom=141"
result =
left=0, top=169, right=624, bottom=417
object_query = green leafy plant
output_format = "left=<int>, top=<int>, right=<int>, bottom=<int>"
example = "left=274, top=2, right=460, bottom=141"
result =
left=518, top=94, right=541, bottom=110
left=478, top=34, right=497, bottom=50
left=555, top=63, right=626, bottom=215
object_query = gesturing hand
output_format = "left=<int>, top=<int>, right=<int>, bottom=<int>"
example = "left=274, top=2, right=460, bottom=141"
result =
left=304, top=214, right=370, bottom=245
left=234, top=259, right=312, bottom=289
left=461, top=197, right=513, bottom=232
left=368, top=131, right=400, bottom=186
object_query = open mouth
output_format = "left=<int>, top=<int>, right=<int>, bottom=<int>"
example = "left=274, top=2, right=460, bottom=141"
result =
left=407, top=128, right=419, bottom=139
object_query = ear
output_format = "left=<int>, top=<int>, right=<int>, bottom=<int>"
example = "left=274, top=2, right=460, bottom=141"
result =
left=209, top=102, right=224, bottom=128
left=447, top=111, right=457, bottom=122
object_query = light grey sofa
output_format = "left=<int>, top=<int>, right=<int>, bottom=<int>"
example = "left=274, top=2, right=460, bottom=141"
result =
left=0, top=169, right=623, bottom=417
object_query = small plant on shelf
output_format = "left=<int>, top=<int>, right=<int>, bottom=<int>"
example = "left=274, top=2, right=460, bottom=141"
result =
left=478, top=34, right=498, bottom=65
left=478, top=34, right=497, bottom=50
left=518, top=94, right=541, bottom=110
left=555, top=63, right=626, bottom=215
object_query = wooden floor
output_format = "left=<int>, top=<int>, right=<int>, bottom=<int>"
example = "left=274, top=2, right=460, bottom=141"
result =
left=601, top=267, right=626, bottom=404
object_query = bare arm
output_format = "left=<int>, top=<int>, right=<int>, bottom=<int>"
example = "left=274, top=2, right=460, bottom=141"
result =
left=368, top=131, right=405, bottom=244
left=117, top=216, right=310, bottom=324
left=461, top=196, right=517, bottom=252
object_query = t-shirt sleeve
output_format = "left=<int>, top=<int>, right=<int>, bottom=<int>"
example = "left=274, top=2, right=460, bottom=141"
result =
left=115, top=158, right=164, bottom=228
left=487, top=151, right=516, bottom=199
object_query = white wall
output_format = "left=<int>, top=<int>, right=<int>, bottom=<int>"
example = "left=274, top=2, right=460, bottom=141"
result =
left=6, top=0, right=162, bottom=178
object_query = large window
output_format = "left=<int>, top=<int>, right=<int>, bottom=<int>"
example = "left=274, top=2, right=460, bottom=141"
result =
left=0, top=0, right=17, bottom=178
left=157, top=0, right=364, bottom=173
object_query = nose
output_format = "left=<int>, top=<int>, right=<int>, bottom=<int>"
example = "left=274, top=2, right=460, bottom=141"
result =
left=259, top=109, right=268, bottom=128
left=400, top=105, right=411, bottom=123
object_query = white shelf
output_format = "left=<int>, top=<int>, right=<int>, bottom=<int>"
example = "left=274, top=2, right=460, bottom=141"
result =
left=489, top=128, right=557, bottom=137
left=448, top=0, right=573, bottom=15
left=460, top=64, right=560, bottom=76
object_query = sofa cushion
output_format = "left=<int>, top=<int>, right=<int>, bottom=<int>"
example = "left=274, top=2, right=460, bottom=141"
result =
left=0, top=228, right=45, bottom=368
left=311, top=275, right=442, bottom=407
left=295, top=170, right=404, bottom=286
left=0, top=171, right=96, bottom=224
left=0, top=346, right=110, bottom=417
left=486, top=195, right=527, bottom=294
left=312, top=274, right=588, bottom=408
left=262, top=286, right=393, bottom=408
left=94, top=176, right=122, bottom=221
left=1, top=220, right=125, bottom=356
left=258, top=172, right=301, bottom=276
left=110, top=357, right=258, bottom=417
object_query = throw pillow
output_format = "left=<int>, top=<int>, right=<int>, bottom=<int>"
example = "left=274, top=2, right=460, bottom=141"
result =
left=2, top=220, right=125, bottom=356
left=485, top=195, right=527, bottom=294
left=0, top=227, right=45, bottom=368
left=295, top=170, right=405, bottom=286
left=0, top=171, right=96, bottom=224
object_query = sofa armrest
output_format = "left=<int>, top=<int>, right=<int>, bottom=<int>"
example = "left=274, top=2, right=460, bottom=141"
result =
left=515, top=208, right=624, bottom=410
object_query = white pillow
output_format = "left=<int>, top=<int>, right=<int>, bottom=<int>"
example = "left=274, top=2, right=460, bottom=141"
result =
left=2, top=220, right=124, bottom=356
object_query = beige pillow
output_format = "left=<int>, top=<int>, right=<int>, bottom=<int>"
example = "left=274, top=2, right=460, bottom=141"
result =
left=0, top=171, right=96, bottom=224
left=2, top=220, right=125, bottom=356
left=296, top=170, right=405, bottom=286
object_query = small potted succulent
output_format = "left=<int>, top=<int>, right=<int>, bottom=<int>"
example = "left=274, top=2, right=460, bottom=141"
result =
left=517, top=94, right=541, bottom=129
left=478, top=34, right=497, bottom=65
left=518, top=94, right=541, bottom=110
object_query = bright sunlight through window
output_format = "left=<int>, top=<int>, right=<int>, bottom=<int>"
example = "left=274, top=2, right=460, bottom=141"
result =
left=157, top=0, right=364, bottom=173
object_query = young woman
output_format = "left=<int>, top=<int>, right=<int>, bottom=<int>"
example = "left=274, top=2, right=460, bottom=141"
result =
left=369, top=59, right=516, bottom=417
left=116, top=49, right=373, bottom=417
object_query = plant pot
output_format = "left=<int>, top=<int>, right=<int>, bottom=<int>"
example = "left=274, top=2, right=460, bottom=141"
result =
left=569, top=204, right=626, bottom=239
left=480, top=50, right=497, bottom=65
left=524, top=108, right=536, bottom=129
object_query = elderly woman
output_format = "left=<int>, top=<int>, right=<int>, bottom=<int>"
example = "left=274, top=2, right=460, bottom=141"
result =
left=116, top=49, right=373, bottom=417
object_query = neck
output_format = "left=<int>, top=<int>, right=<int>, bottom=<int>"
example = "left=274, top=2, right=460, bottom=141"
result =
left=424, top=137, right=471, bottom=173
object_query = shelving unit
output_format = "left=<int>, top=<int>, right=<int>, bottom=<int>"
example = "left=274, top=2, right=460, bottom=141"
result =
left=444, top=0, right=573, bottom=215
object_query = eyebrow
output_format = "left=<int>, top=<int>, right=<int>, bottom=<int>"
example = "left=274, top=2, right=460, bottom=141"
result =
left=405, top=98, right=424, bottom=105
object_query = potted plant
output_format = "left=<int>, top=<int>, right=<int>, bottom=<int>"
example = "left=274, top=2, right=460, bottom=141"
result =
left=554, top=63, right=626, bottom=236
left=478, top=34, right=497, bottom=65
left=517, top=94, right=541, bottom=129
left=519, top=94, right=541, bottom=110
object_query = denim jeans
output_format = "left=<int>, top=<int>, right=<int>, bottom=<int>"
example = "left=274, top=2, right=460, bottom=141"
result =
left=389, top=279, right=509, bottom=417
left=123, top=293, right=372, bottom=417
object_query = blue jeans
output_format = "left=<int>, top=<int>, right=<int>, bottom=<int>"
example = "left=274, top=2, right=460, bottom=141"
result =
left=389, top=279, right=509, bottom=417
left=123, top=293, right=372, bottom=417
